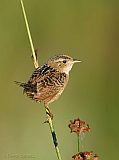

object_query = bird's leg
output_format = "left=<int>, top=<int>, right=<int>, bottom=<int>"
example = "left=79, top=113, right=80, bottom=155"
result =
left=44, top=104, right=53, bottom=123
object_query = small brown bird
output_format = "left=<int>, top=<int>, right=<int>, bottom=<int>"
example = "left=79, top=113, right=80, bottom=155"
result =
left=16, top=54, right=81, bottom=118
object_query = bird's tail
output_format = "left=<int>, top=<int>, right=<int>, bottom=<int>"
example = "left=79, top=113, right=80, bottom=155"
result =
left=14, top=81, right=27, bottom=88
left=15, top=81, right=37, bottom=94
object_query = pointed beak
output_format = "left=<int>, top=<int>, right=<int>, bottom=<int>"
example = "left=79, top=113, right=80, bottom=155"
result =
left=73, top=58, right=82, bottom=63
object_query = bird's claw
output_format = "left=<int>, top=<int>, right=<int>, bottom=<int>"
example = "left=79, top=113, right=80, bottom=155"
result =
left=44, top=109, right=53, bottom=123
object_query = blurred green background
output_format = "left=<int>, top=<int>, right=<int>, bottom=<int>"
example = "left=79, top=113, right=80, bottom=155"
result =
left=0, top=0, right=119, bottom=159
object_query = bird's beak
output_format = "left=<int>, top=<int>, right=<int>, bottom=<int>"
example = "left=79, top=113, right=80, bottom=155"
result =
left=73, top=58, right=82, bottom=63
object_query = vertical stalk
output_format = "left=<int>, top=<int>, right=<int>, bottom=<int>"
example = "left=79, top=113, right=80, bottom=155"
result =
left=20, top=1, right=62, bottom=159
left=45, top=107, right=62, bottom=160
left=20, top=0, right=38, bottom=68
left=77, top=134, right=80, bottom=152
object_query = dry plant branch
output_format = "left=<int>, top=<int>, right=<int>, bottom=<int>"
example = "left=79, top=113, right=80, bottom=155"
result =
left=20, top=0, right=39, bottom=69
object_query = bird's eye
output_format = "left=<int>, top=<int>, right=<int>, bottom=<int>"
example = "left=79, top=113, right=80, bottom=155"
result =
left=63, top=60, right=67, bottom=63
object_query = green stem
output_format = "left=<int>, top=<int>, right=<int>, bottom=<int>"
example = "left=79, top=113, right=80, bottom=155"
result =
left=77, top=134, right=80, bottom=152
left=45, top=107, right=62, bottom=160
left=20, top=0, right=38, bottom=68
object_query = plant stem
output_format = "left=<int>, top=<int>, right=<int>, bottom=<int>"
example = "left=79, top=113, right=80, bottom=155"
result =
left=20, top=0, right=39, bottom=68
left=45, top=107, right=62, bottom=160
left=77, top=134, right=80, bottom=152
left=20, top=1, right=62, bottom=159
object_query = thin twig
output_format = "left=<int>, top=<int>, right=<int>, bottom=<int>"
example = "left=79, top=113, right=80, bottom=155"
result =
left=45, top=107, right=62, bottom=160
left=20, top=0, right=38, bottom=68
left=20, top=1, right=62, bottom=159
left=77, top=134, right=80, bottom=152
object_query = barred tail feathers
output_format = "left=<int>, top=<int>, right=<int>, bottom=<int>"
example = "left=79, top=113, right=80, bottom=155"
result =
left=15, top=81, right=37, bottom=93
left=14, top=81, right=27, bottom=88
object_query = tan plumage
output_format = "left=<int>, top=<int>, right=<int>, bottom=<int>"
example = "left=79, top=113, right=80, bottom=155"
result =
left=16, top=54, right=80, bottom=110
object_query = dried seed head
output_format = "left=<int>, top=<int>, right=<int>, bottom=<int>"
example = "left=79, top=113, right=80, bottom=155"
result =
left=72, top=152, right=99, bottom=160
left=93, top=154, right=99, bottom=160
left=68, top=118, right=90, bottom=135
left=72, top=153, right=83, bottom=160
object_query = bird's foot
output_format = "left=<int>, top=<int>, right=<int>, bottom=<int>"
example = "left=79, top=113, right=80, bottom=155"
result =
left=44, top=106, right=53, bottom=123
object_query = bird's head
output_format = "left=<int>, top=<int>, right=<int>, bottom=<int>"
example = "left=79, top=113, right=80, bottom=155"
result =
left=47, top=54, right=81, bottom=74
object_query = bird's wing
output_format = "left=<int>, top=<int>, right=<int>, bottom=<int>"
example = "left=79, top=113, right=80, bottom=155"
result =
left=27, top=64, right=68, bottom=102
left=28, top=64, right=53, bottom=84
left=35, top=71, right=67, bottom=103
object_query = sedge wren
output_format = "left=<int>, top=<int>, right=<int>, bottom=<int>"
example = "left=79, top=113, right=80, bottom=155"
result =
left=16, top=54, right=81, bottom=118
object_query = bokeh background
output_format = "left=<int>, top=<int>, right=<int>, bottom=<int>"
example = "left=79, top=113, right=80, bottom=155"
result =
left=0, top=0, right=119, bottom=159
